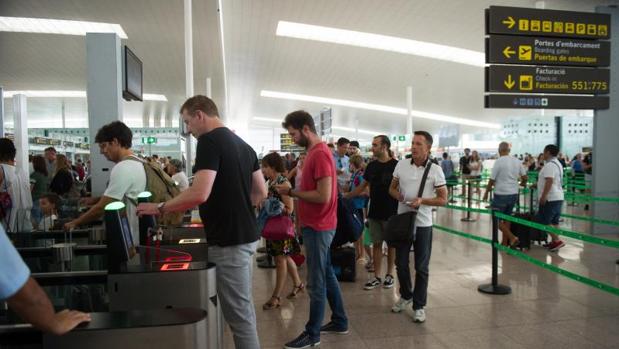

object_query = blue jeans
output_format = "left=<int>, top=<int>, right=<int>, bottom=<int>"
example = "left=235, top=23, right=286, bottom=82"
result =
left=303, top=227, right=348, bottom=340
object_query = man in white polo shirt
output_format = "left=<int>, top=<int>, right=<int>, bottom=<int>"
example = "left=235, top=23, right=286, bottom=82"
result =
left=388, top=131, right=447, bottom=323
left=483, top=142, right=527, bottom=247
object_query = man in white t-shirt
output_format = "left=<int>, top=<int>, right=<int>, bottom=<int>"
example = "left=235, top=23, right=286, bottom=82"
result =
left=388, top=131, right=447, bottom=323
left=64, top=121, right=146, bottom=242
left=167, top=159, right=189, bottom=192
left=483, top=142, right=527, bottom=247
left=535, top=144, right=565, bottom=252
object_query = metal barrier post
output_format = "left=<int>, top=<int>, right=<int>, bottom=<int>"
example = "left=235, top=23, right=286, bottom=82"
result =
left=478, top=210, right=512, bottom=295
left=461, top=179, right=476, bottom=222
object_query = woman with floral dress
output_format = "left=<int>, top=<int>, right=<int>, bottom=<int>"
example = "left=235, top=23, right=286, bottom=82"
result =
left=261, top=152, right=304, bottom=310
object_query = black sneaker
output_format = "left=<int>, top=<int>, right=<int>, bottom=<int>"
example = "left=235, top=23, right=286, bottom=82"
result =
left=320, top=322, right=349, bottom=335
left=383, top=274, right=395, bottom=289
left=284, top=332, right=320, bottom=349
left=363, top=277, right=381, bottom=290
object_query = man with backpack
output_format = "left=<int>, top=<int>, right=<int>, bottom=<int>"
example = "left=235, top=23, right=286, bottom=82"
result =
left=64, top=121, right=146, bottom=242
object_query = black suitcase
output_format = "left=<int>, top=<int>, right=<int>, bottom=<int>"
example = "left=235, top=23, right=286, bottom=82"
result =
left=512, top=213, right=533, bottom=250
left=330, top=247, right=356, bottom=282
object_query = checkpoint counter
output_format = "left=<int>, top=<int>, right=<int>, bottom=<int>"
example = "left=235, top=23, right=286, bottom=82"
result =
left=1, top=308, right=207, bottom=349
left=1, top=201, right=222, bottom=348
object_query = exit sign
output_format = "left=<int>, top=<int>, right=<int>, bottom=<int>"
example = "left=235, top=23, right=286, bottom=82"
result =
left=142, top=137, right=157, bottom=144
left=398, top=136, right=406, bottom=141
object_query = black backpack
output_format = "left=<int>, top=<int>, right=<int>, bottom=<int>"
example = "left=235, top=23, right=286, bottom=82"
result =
left=332, top=194, right=363, bottom=248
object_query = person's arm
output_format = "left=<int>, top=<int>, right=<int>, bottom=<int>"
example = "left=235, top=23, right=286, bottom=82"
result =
left=137, top=169, right=217, bottom=216
left=279, top=181, right=294, bottom=215
left=539, top=177, right=553, bottom=205
left=7, top=278, right=91, bottom=335
left=343, top=181, right=368, bottom=199
left=483, top=179, right=495, bottom=202
left=409, top=186, right=448, bottom=208
left=286, top=166, right=298, bottom=181
left=64, top=195, right=116, bottom=230
left=389, top=177, right=404, bottom=202
left=250, top=169, right=268, bottom=207
left=281, top=177, right=332, bottom=204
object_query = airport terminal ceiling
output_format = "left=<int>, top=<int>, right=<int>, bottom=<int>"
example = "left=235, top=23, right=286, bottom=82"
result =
left=1, top=0, right=617, bottom=138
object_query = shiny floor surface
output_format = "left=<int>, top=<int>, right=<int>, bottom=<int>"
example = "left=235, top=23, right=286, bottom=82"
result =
left=224, top=201, right=619, bottom=349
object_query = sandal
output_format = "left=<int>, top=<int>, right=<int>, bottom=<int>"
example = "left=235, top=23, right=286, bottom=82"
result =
left=262, top=296, right=281, bottom=310
left=287, top=283, right=305, bottom=299
left=509, top=237, right=520, bottom=248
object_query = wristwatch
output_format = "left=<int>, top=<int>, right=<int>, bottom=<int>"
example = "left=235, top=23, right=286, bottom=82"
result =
left=157, top=202, right=166, bottom=214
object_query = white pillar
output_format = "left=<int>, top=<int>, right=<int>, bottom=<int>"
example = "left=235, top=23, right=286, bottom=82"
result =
left=0, top=87, right=5, bottom=137
left=61, top=100, right=66, bottom=129
left=184, top=0, right=194, bottom=168
left=206, top=77, right=212, bottom=98
left=86, top=33, right=123, bottom=196
left=406, top=86, right=413, bottom=135
left=12, top=94, right=29, bottom=176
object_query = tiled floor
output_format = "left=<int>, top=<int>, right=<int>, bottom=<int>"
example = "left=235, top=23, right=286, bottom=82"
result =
left=224, top=201, right=619, bottom=349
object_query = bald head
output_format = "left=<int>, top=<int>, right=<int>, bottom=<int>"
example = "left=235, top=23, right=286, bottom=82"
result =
left=498, top=142, right=510, bottom=155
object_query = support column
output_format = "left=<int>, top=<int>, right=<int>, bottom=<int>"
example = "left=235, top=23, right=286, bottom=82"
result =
left=206, top=77, right=212, bottom=99
left=591, top=6, right=619, bottom=234
left=86, top=33, right=123, bottom=197
left=12, top=94, right=28, bottom=176
left=184, top=0, right=195, bottom=169
left=0, top=87, right=5, bottom=138
left=406, top=86, right=413, bottom=135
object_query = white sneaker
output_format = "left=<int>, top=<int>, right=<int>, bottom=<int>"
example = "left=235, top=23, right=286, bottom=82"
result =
left=391, top=297, right=412, bottom=313
left=413, top=308, right=426, bottom=323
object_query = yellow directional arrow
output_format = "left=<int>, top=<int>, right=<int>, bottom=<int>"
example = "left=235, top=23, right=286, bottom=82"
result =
left=504, top=75, right=515, bottom=90
left=503, top=46, right=515, bottom=58
left=502, top=16, right=516, bottom=29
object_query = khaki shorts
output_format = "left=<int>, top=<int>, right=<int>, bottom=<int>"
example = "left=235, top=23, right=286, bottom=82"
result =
left=368, top=219, right=388, bottom=244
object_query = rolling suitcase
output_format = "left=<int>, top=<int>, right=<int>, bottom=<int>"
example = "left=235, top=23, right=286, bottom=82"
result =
left=330, top=246, right=356, bottom=282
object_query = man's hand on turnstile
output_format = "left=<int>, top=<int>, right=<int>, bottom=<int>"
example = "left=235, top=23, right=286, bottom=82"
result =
left=50, top=309, right=92, bottom=335
left=63, top=221, right=77, bottom=231
left=137, top=202, right=162, bottom=216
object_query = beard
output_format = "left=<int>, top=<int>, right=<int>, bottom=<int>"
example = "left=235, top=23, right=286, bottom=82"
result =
left=296, top=133, right=310, bottom=148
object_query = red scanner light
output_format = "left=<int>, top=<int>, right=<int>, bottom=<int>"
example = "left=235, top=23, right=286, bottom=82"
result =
left=160, top=263, right=190, bottom=271
left=163, top=255, right=193, bottom=262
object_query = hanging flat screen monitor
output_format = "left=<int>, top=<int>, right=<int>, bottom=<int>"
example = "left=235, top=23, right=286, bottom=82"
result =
left=123, top=46, right=143, bottom=101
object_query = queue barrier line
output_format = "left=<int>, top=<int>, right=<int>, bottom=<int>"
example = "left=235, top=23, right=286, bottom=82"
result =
left=494, top=212, right=619, bottom=249
left=561, top=213, right=619, bottom=228
left=564, top=193, right=619, bottom=204
left=433, top=224, right=619, bottom=297
left=443, top=204, right=619, bottom=248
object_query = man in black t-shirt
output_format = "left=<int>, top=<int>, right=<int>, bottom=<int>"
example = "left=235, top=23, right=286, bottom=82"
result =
left=137, top=95, right=267, bottom=349
left=459, top=148, right=471, bottom=176
left=345, top=135, right=398, bottom=290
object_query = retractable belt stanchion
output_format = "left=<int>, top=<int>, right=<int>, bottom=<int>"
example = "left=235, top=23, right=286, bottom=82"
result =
left=461, top=179, right=476, bottom=222
left=478, top=209, right=512, bottom=295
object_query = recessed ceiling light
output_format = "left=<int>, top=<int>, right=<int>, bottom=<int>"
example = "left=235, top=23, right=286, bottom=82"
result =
left=4, top=90, right=167, bottom=102
left=260, top=90, right=500, bottom=129
left=276, top=21, right=484, bottom=67
left=0, top=16, right=128, bottom=39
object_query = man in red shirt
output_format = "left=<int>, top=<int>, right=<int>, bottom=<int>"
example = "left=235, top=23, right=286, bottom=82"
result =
left=276, top=110, right=348, bottom=349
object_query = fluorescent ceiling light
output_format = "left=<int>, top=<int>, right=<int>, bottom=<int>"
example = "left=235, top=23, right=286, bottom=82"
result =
left=142, top=94, right=168, bottom=102
left=4, top=90, right=167, bottom=102
left=276, top=21, right=484, bottom=67
left=0, top=16, right=128, bottom=39
left=252, top=117, right=386, bottom=136
left=260, top=90, right=500, bottom=129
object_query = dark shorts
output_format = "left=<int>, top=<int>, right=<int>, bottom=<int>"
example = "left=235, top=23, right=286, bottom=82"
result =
left=491, top=194, right=518, bottom=216
left=536, top=200, right=563, bottom=225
